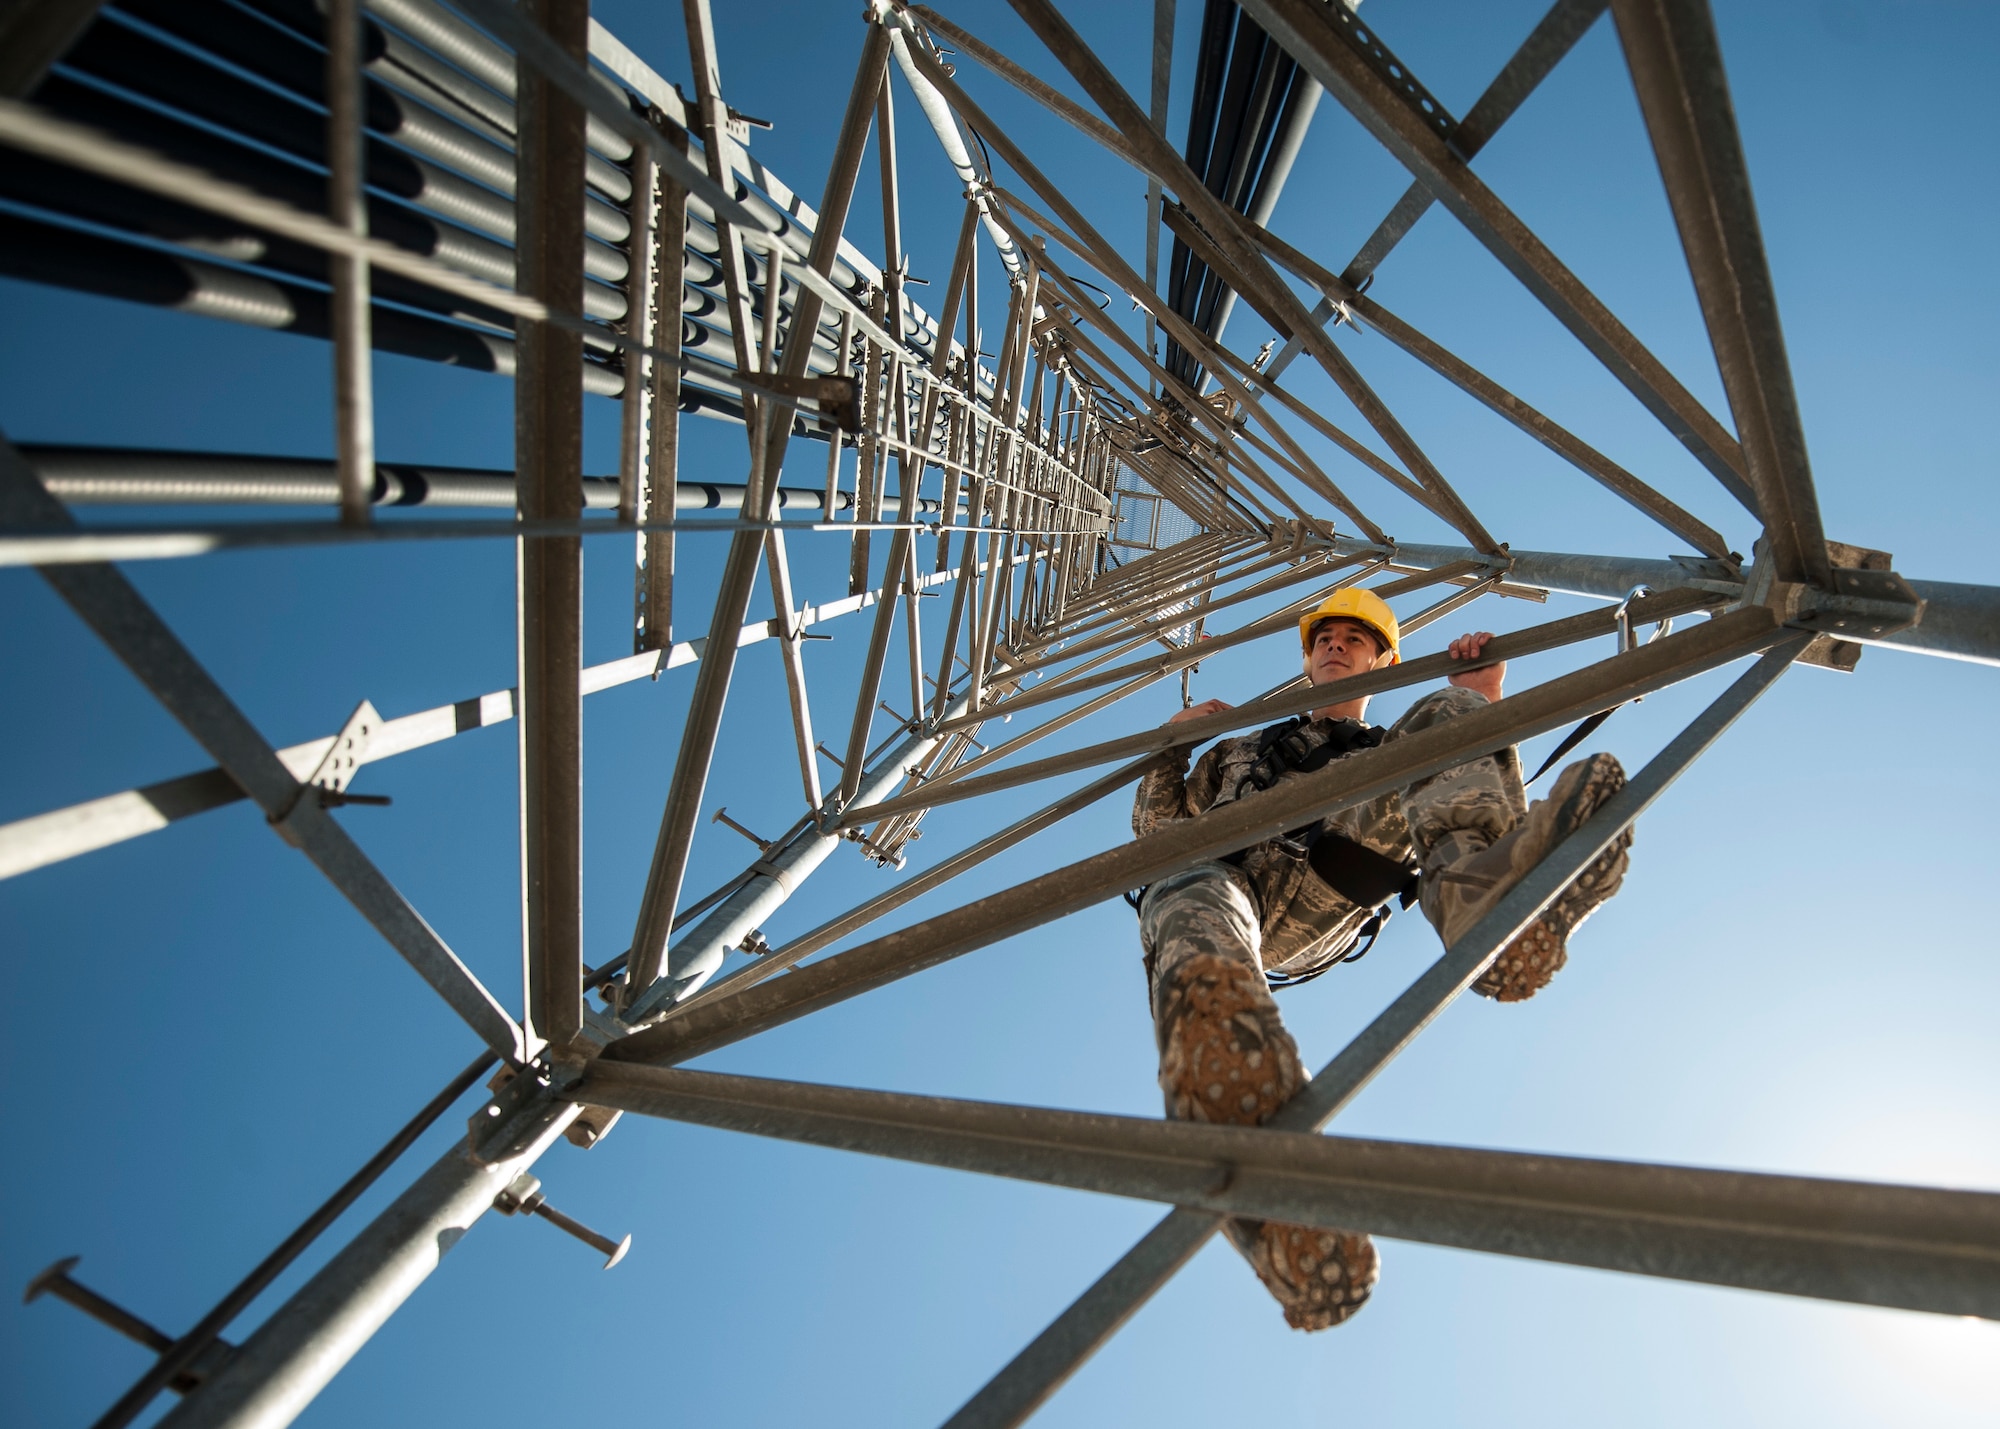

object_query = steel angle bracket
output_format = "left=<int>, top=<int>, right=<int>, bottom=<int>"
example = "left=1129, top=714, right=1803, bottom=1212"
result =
left=269, top=699, right=383, bottom=846
left=1756, top=561, right=1925, bottom=643
left=554, top=1004, right=632, bottom=1147
left=1738, top=537, right=1919, bottom=673
left=1667, top=550, right=1745, bottom=597
left=735, top=371, right=862, bottom=432
left=1741, top=534, right=1921, bottom=639
left=467, top=1062, right=570, bottom=1164
left=1786, top=566, right=1927, bottom=641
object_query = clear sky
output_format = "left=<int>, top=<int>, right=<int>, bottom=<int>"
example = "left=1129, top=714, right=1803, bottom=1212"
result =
left=4, top=2, right=1997, bottom=1426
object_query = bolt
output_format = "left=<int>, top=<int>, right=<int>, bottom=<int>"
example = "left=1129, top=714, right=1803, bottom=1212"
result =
left=493, top=1175, right=632, bottom=1269
left=711, top=805, right=774, bottom=851
left=26, top=1257, right=172, bottom=1352
left=564, top=1104, right=623, bottom=1150
left=318, top=789, right=391, bottom=808
left=23, top=1257, right=230, bottom=1392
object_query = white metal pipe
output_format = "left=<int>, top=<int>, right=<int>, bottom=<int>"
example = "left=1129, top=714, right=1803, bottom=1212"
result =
left=881, top=16, right=1022, bottom=278
left=625, top=695, right=973, bottom=1017
left=326, top=0, right=375, bottom=529
left=22, top=451, right=968, bottom=515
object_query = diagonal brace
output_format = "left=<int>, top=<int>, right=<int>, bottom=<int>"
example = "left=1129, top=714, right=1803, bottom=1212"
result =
left=0, top=433, right=523, bottom=1059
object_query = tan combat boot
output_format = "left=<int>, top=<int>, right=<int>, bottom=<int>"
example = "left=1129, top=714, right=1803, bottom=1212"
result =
left=1156, top=952, right=1306, bottom=1124
left=1229, top=1219, right=1380, bottom=1330
left=1425, top=752, right=1632, bottom=1001
left=1155, top=953, right=1379, bottom=1329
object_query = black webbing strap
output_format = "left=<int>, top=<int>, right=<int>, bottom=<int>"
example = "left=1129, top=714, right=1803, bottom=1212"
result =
left=1125, top=718, right=1409, bottom=919
left=1525, top=705, right=1620, bottom=786
left=1306, top=829, right=1419, bottom=910
left=1265, top=834, right=1420, bottom=990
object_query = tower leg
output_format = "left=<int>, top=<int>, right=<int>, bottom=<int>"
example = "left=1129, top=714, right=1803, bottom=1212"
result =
left=156, top=1101, right=579, bottom=1429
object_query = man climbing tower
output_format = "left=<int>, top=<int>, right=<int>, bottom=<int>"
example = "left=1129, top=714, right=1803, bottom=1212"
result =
left=1132, top=585, right=1634, bottom=1329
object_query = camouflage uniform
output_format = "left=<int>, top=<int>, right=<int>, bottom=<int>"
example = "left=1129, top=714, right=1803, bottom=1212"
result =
left=1132, top=686, right=1529, bottom=1330
left=1134, top=685, right=1526, bottom=1001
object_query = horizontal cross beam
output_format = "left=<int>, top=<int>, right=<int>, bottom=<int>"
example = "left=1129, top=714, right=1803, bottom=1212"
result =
left=579, top=1061, right=2000, bottom=1320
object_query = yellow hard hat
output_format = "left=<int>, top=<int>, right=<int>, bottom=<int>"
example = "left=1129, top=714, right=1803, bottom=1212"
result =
left=1299, top=587, right=1400, bottom=660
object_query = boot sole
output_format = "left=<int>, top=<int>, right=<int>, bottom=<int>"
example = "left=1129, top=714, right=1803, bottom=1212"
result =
left=1476, top=753, right=1632, bottom=1002
left=1156, top=953, right=1305, bottom=1124
left=1248, top=1222, right=1379, bottom=1331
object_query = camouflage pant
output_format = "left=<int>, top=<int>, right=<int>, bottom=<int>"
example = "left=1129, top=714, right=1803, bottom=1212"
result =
left=1139, top=859, right=1264, bottom=1040
left=1142, top=686, right=1527, bottom=1025
left=1383, top=686, right=1529, bottom=864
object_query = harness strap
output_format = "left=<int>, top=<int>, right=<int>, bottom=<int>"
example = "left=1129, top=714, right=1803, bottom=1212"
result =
left=1526, top=705, right=1619, bottom=786
left=1305, top=830, right=1420, bottom=911
left=1267, top=911, right=1388, bottom=988
left=1130, top=717, right=1418, bottom=990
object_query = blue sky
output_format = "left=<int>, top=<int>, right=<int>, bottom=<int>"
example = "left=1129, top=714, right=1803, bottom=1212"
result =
left=3, top=1, right=1997, bottom=1425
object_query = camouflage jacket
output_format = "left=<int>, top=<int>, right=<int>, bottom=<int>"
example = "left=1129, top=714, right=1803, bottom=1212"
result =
left=1133, top=715, right=1418, bottom=974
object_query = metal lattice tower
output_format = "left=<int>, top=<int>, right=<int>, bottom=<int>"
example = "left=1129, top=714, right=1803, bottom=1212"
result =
left=3, top=0, right=1996, bottom=1424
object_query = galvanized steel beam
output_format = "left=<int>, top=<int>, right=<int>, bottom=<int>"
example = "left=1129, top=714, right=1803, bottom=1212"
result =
left=1238, top=0, right=1760, bottom=518
left=1610, top=0, right=1831, bottom=587
left=581, top=1056, right=2000, bottom=1319
left=1340, top=0, right=1609, bottom=288
left=514, top=0, right=590, bottom=1054
left=623, top=22, right=892, bottom=1005
left=153, top=1086, right=581, bottom=1429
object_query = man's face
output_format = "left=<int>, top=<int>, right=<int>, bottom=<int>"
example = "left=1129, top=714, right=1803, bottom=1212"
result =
left=1307, top=618, right=1390, bottom=686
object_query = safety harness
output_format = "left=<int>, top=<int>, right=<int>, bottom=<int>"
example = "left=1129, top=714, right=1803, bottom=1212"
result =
left=1131, top=715, right=1421, bottom=990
